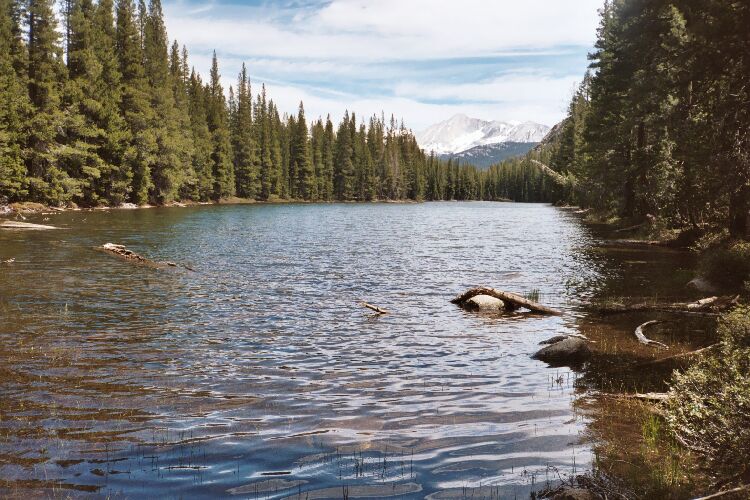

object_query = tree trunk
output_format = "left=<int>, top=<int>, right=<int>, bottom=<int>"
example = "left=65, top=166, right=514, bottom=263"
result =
left=729, top=185, right=750, bottom=239
left=452, top=287, right=562, bottom=315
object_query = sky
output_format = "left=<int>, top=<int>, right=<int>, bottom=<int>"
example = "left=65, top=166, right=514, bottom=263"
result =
left=162, top=0, right=604, bottom=131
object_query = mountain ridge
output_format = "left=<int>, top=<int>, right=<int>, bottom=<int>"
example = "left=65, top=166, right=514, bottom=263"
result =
left=416, top=114, right=550, bottom=155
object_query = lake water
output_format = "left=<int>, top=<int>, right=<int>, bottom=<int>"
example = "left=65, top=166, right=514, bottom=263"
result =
left=0, top=202, right=612, bottom=498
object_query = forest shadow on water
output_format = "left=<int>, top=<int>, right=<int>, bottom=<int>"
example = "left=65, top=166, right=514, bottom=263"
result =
left=0, top=202, right=714, bottom=499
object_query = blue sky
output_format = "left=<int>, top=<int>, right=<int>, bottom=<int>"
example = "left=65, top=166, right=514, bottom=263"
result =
left=163, top=0, right=604, bottom=130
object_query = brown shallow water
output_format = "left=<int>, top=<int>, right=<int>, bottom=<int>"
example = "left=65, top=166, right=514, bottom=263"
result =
left=0, top=202, right=703, bottom=498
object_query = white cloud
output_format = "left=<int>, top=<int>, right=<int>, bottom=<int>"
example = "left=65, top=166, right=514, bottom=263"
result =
left=164, top=0, right=602, bottom=129
left=242, top=79, right=577, bottom=131
left=165, top=0, right=602, bottom=62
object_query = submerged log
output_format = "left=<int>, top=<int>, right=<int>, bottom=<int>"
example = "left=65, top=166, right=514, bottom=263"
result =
left=100, top=243, right=195, bottom=271
left=452, top=287, right=562, bottom=315
left=101, top=242, right=150, bottom=263
left=595, top=295, right=739, bottom=316
left=634, top=320, right=669, bottom=349
left=0, top=220, right=59, bottom=230
left=361, top=302, right=389, bottom=314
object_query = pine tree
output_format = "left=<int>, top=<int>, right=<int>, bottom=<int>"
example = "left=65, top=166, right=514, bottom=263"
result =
left=267, top=100, right=283, bottom=198
left=255, top=87, right=270, bottom=199
left=320, top=116, right=335, bottom=201
left=334, top=111, right=354, bottom=200
left=116, top=0, right=153, bottom=204
left=310, top=119, right=324, bottom=200
left=143, top=0, right=191, bottom=203
left=204, top=51, right=233, bottom=200
left=0, top=0, right=29, bottom=202
left=186, top=69, right=213, bottom=200
left=60, top=0, right=110, bottom=205
left=26, top=0, right=72, bottom=204
left=232, top=63, right=258, bottom=198
left=291, top=102, right=314, bottom=200
left=92, top=0, right=130, bottom=203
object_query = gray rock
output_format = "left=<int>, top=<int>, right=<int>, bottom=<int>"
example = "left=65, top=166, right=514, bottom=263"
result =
left=532, top=337, right=591, bottom=366
left=465, top=294, right=505, bottom=311
left=549, top=487, right=599, bottom=500
left=687, top=276, right=720, bottom=294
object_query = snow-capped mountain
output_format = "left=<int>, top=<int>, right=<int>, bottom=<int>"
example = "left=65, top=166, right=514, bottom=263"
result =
left=416, top=114, right=550, bottom=155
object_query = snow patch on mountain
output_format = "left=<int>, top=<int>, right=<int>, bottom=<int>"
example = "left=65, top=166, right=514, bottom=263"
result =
left=416, top=114, right=550, bottom=155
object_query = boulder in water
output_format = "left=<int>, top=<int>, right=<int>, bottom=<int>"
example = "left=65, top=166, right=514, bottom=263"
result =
left=465, top=294, right=505, bottom=311
left=532, top=337, right=591, bottom=366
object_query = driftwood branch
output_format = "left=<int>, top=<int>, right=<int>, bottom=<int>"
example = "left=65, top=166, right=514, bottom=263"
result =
left=451, top=287, right=563, bottom=315
left=632, top=392, right=670, bottom=402
left=595, top=295, right=739, bottom=316
left=691, top=485, right=750, bottom=500
left=361, top=302, right=389, bottom=314
left=644, top=344, right=719, bottom=368
left=634, top=320, right=669, bottom=348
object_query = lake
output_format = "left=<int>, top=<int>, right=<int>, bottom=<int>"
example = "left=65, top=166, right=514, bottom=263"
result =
left=0, top=202, right=628, bottom=498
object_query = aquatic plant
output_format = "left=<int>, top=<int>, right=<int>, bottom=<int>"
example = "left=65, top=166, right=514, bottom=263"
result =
left=524, top=289, right=541, bottom=303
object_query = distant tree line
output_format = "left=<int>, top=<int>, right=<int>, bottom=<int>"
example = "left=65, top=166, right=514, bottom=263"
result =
left=531, top=0, right=749, bottom=237
left=0, top=0, right=556, bottom=207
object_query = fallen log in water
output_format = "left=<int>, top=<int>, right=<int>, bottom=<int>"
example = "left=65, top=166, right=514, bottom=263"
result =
left=634, top=320, right=669, bottom=349
left=594, top=295, right=739, bottom=316
left=0, top=220, right=59, bottom=230
left=452, top=287, right=563, bottom=315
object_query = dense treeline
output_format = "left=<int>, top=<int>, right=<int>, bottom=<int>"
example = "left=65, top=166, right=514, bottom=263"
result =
left=538, top=0, right=750, bottom=237
left=0, top=0, right=551, bottom=206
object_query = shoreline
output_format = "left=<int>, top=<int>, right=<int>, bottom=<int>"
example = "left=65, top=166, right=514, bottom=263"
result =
left=1, top=197, right=513, bottom=217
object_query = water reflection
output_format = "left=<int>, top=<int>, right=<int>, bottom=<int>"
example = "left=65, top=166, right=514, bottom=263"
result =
left=1, top=202, right=600, bottom=498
